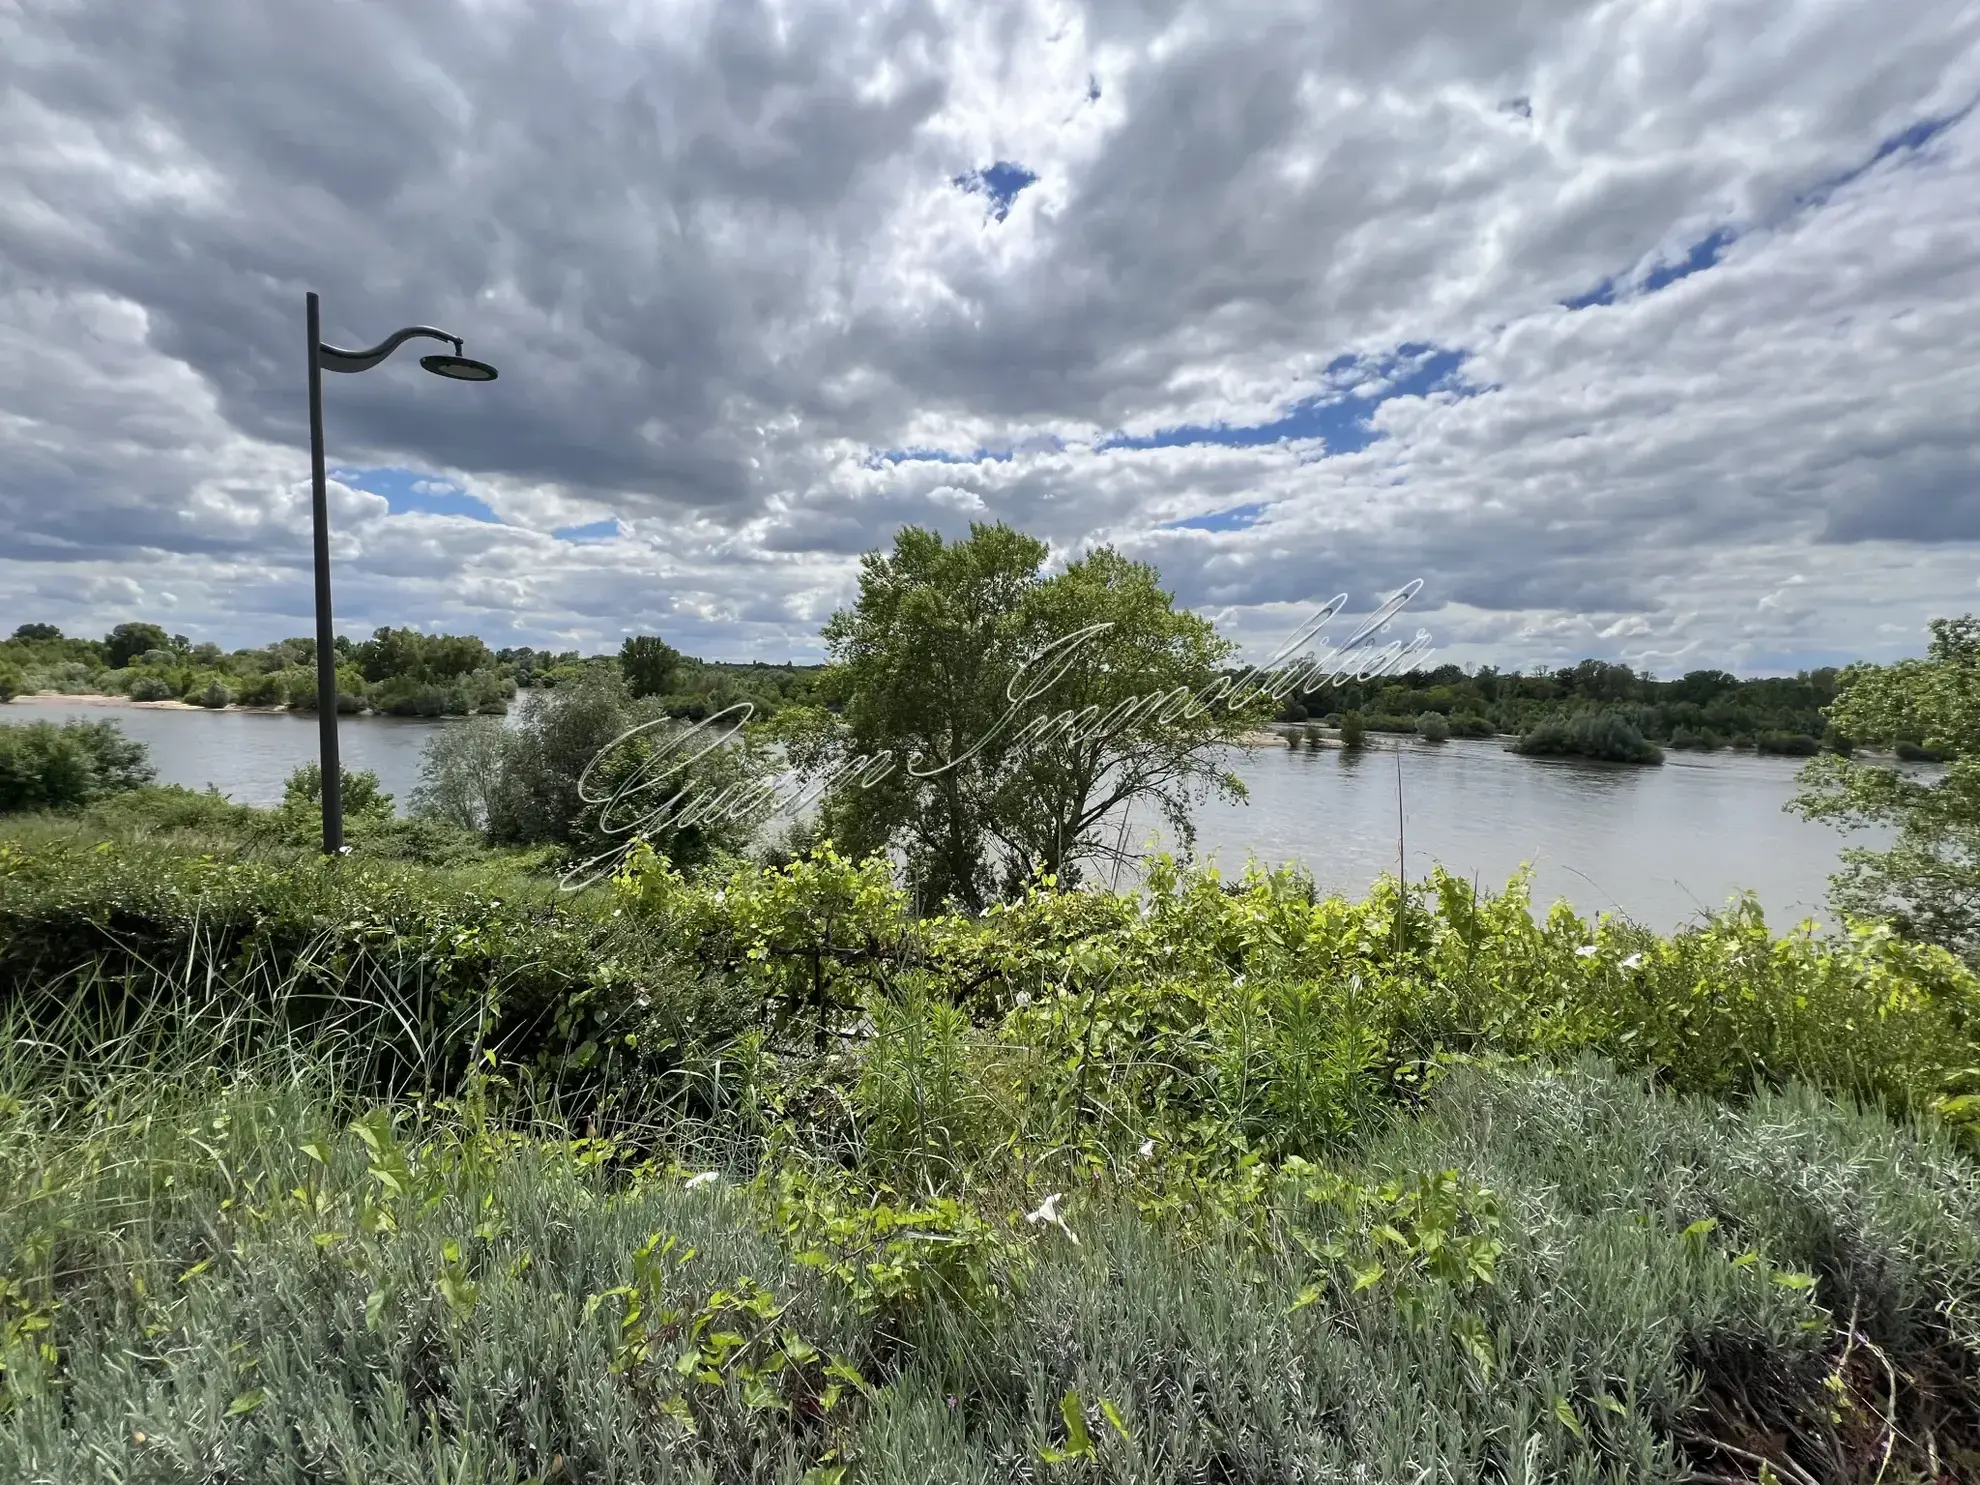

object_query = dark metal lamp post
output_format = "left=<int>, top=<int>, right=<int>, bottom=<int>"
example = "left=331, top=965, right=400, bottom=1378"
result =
left=304, top=291, right=498, bottom=855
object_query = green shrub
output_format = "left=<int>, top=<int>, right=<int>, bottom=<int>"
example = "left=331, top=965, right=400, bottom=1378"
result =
left=0, top=661, right=22, bottom=702
left=0, top=720, right=155, bottom=813
left=1414, top=710, right=1451, bottom=742
left=1512, top=709, right=1663, bottom=764
left=193, top=679, right=231, bottom=709
left=234, top=670, right=286, bottom=707
left=1755, top=732, right=1820, bottom=756
left=1896, top=740, right=1949, bottom=763
left=26, top=660, right=97, bottom=695
left=1338, top=711, right=1367, bottom=749
left=127, top=675, right=174, bottom=702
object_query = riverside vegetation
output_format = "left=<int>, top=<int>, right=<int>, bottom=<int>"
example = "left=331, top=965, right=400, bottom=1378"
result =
left=3, top=538, right=1980, bottom=1483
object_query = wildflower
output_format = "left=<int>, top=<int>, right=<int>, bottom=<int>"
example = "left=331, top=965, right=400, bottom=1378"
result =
left=1574, top=944, right=1600, bottom=958
left=1025, top=1193, right=1079, bottom=1244
left=947, top=1395, right=958, bottom=1411
left=1620, top=952, right=1644, bottom=971
left=1138, top=1137, right=1157, bottom=1159
left=1014, top=991, right=1032, bottom=1008
left=684, top=1170, right=720, bottom=1190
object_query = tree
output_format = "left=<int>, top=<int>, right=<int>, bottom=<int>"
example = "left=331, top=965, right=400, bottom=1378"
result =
left=0, top=719, right=155, bottom=812
left=985, top=546, right=1258, bottom=891
left=11, top=624, right=60, bottom=642
left=1415, top=710, right=1451, bottom=742
left=620, top=635, right=683, bottom=698
left=483, top=668, right=762, bottom=871
left=103, top=622, right=171, bottom=669
left=804, top=524, right=1260, bottom=907
left=813, top=523, right=1049, bottom=912
left=410, top=717, right=511, bottom=832
left=1791, top=615, right=1980, bottom=963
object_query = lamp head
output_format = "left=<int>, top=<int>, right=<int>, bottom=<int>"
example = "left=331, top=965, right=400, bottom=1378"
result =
left=420, top=353, right=498, bottom=382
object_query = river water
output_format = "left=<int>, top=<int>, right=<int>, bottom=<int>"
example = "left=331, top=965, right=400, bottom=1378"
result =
left=13, top=700, right=1880, bottom=931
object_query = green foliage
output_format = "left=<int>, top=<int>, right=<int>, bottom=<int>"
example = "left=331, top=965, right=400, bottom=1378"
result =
left=810, top=524, right=1259, bottom=908
left=621, top=634, right=685, bottom=698
left=0, top=664, right=20, bottom=704
left=1338, top=710, right=1367, bottom=748
left=477, top=670, right=766, bottom=872
left=1414, top=710, right=1451, bottom=742
left=102, top=621, right=171, bottom=669
left=1512, top=709, right=1664, bottom=764
left=282, top=762, right=395, bottom=823
left=1794, top=615, right=1980, bottom=966
left=0, top=720, right=155, bottom=813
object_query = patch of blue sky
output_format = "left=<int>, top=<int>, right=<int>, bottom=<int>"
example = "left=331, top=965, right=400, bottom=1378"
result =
left=866, top=446, right=1018, bottom=468
left=552, top=519, right=620, bottom=542
left=1562, top=107, right=1972, bottom=312
left=1099, top=343, right=1474, bottom=457
left=332, top=465, right=498, bottom=522
left=953, top=160, right=1037, bottom=222
left=1163, top=503, right=1267, bottom=532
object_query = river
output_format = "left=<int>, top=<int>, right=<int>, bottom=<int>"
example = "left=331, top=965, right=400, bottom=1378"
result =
left=13, top=700, right=1881, bottom=931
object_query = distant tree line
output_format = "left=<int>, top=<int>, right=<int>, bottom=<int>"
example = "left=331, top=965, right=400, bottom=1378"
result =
left=0, top=618, right=1883, bottom=767
left=1273, top=657, right=1856, bottom=761
left=0, top=620, right=830, bottom=722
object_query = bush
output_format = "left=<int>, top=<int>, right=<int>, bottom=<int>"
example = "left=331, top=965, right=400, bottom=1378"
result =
left=193, top=680, right=231, bottom=709
left=1512, top=709, right=1663, bottom=764
left=1897, top=740, right=1949, bottom=763
left=0, top=662, right=22, bottom=702
left=484, top=671, right=766, bottom=872
left=0, top=720, right=156, bottom=812
left=1338, top=711, right=1367, bottom=749
left=26, top=661, right=97, bottom=695
left=1755, top=731, right=1820, bottom=756
left=128, top=675, right=174, bottom=702
left=1414, top=710, right=1451, bottom=742
left=235, top=671, right=285, bottom=707
left=280, top=762, right=394, bottom=827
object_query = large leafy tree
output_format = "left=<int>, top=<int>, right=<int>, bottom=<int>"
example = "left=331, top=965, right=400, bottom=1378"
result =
left=802, top=523, right=1259, bottom=910
left=619, top=635, right=683, bottom=698
left=1792, top=615, right=1980, bottom=962
left=988, top=546, right=1258, bottom=891
left=102, top=622, right=171, bottom=669
left=814, top=523, right=1045, bottom=912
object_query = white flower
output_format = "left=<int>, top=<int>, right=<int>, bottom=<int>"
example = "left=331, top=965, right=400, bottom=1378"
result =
left=1139, top=1137, right=1157, bottom=1160
left=684, top=1171, right=721, bottom=1190
left=1024, top=1193, right=1079, bottom=1244
left=1014, top=991, right=1032, bottom=1008
left=1233, top=973, right=1246, bottom=988
left=1620, top=952, right=1644, bottom=971
left=1574, top=944, right=1600, bottom=959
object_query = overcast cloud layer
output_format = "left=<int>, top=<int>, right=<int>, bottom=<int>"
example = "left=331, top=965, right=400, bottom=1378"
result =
left=4, top=0, right=1980, bottom=673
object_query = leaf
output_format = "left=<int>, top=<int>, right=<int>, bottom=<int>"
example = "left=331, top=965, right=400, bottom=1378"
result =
left=1099, top=1397, right=1131, bottom=1441
left=1289, top=1283, right=1325, bottom=1314
left=1681, top=1217, right=1718, bottom=1242
left=1771, top=1271, right=1817, bottom=1292
left=299, top=1142, right=331, bottom=1166
left=1552, top=1394, right=1585, bottom=1440
left=225, top=1388, right=265, bottom=1419
left=1059, top=1387, right=1093, bottom=1455
left=1351, top=1261, right=1385, bottom=1292
left=364, top=1288, right=387, bottom=1332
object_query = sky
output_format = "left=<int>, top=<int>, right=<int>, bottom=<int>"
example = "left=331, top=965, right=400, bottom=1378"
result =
left=4, top=0, right=1980, bottom=676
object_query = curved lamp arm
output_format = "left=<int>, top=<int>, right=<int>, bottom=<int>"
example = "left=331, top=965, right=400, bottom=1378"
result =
left=317, top=325, right=463, bottom=374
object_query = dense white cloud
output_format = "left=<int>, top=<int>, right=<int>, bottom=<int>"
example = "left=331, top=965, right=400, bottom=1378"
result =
left=2, top=0, right=1978, bottom=671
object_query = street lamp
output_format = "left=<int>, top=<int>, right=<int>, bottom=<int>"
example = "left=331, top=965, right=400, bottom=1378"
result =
left=304, top=290, right=498, bottom=855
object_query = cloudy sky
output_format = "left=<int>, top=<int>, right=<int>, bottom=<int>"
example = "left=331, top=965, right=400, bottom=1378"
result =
left=4, top=0, right=1979, bottom=674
